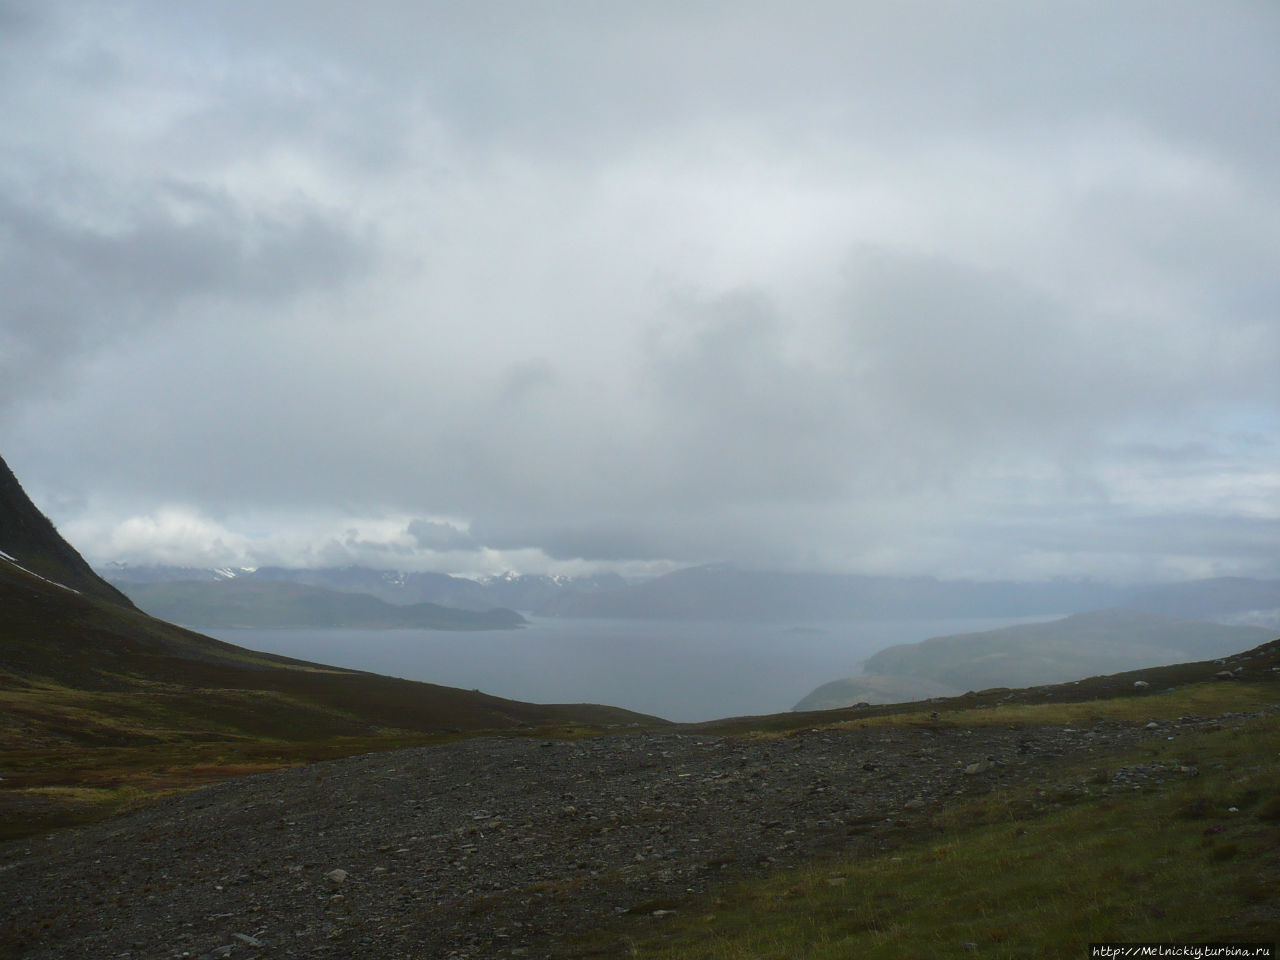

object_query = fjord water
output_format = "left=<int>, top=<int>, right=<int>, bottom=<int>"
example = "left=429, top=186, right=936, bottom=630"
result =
left=204, top=615, right=1057, bottom=722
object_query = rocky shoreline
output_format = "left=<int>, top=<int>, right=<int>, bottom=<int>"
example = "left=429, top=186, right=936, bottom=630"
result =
left=1, top=714, right=1246, bottom=959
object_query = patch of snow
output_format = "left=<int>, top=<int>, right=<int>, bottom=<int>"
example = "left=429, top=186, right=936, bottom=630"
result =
left=214, top=566, right=258, bottom=579
left=0, top=550, right=82, bottom=595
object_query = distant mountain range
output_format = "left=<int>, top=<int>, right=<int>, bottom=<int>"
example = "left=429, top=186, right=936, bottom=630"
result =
left=116, top=578, right=526, bottom=630
left=104, top=561, right=1280, bottom=626
left=536, top=564, right=1123, bottom=620
left=539, top=564, right=1280, bottom=624
left=104, top=563, right=625, bottom=614
left=792, top=608, right=1278, bottom=710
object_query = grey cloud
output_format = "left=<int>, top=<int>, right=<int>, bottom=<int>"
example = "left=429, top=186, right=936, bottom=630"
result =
left=211, top=1, right=1280, bottom=172
left=5, top=1, right=1278, bottom=582
left=1110, top=516, right=1280, bottom=568
left=498, top=360, right=557, bottom=404
left=843, top=246, right=1279, bottom=455
left=3, top=184, right=366, bottom=304
left=469, top=515, right=686, bottom=564
left=406, top=519, right=478, bottom=552
left=638, top=291, right=858, bottom=505
left=972, top=511, right=1280, bottom=579
left=0, top=1, right=35, bottom=36
left=844, top=251, right=1094, bottom=442
left=0, top=184, right=373, bottom=413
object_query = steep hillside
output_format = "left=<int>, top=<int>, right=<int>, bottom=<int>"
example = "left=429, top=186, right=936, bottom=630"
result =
left=0, top=557, right=635, bottom=735
left=0, top=454, right=659, bottom=751
left=0, top=455, right=134, bottom=608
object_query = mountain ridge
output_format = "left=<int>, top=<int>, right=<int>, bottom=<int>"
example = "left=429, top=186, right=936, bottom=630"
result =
left=0, top=455, right=135, bottom=609
left=105, top=562, right=626, bottom=612
left=538, top=563, right=1280, bottom=623
left=791, top=608, right=1276, bottom=710
left=102, top=560, right=1280, bottom=626
left=115, top=578, right=527, bottom=630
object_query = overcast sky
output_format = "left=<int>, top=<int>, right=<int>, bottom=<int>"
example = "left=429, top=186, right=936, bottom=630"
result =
left=2, top=1, right=1278, bottom=583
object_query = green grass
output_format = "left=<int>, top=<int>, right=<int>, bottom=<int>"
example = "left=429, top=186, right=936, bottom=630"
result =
left=0, top=722, right=627, bottom=841
left=0, top=673, right=651, bottom=842
left=0, top=558, right=666, bottom=841
left=0, top=728, right=437, bottom=841
left=837, top=681, right=1280, bottom=731
left=568, top=712, right=1280, bottom=959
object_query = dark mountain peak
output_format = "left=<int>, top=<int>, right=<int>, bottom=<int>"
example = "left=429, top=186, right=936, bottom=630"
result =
left=0, top=453, right=135, bottom=608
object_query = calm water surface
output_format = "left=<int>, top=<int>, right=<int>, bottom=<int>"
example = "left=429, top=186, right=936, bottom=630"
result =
left=204, top=615, right=1054, bottom=723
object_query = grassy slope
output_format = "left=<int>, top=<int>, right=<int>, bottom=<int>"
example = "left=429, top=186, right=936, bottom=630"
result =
left=0, top=456, right=137, bottom=609
left=567, top=655, right=1280, bottom=958
left=585, top=712, right=1280, bottom=958
left=117, top=577, right=527, bottom=629
left=0, top=560, right=663, bottom=839
left=860, top=609, right=1275, bottom=691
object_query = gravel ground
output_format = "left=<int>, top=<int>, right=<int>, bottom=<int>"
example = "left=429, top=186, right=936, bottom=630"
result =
left=0, top=715, right=1243, bottom=959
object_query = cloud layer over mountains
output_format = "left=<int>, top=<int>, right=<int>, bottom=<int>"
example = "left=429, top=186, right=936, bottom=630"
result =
left=3, top=1, right=1278, bottom=581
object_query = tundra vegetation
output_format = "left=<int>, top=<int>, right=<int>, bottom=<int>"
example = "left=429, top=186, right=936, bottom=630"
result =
left=589, top=682, right=1280, bottom=958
